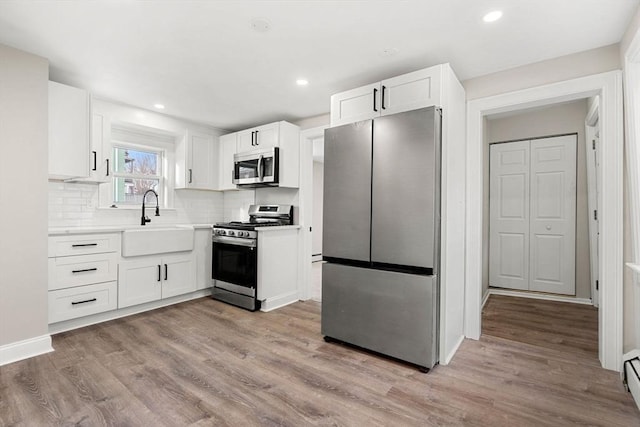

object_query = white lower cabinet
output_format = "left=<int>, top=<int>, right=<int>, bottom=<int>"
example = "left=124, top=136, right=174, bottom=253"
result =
left=49, top=281, right=117, bottom=323
left=118, top=252, right=195, bottom=308
left=48, top=233, right=121, bottom=324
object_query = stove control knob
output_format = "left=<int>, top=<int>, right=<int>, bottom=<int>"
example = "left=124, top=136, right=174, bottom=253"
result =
left=237, top=231, right=244, bottom=237
left=219, top=230, right=226, bottom=236
left=228, top=230, right=235, bottom=236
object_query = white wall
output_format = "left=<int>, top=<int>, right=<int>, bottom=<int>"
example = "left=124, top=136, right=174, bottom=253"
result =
left=312, top=161, right=324, bottom=256
left=0, top=45, right=49, bottom=354
left=484, top=100, right=591, bottom=299
left=463, top=44, right=621, bottom=100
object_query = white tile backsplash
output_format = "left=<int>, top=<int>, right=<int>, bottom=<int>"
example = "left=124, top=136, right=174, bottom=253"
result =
left=48, top=181, right=224, bottom=228
left=222, top=189, right=255, bottom=222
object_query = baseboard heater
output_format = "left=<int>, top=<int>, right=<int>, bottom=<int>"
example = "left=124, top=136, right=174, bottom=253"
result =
left=623, top=355, right=640, bottom=411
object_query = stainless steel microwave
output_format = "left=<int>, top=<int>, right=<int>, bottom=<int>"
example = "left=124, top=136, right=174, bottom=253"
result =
left=233, top=147, right=279, bottom=187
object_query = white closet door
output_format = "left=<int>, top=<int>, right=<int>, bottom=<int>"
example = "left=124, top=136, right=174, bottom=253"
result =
left=489, top=140, right=530, bottom=290
left=529, top=135, right=576, bottom=295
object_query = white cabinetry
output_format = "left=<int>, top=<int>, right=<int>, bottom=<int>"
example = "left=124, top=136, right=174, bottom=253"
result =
left=218, top=133, right=237, bottom=191
left=118, top=252, right=195, bottom=308
left=257, top=227, right=300, bottom=311
left=74, top=112, right=111, bottom=183
left=219, top=121, right=300, bottom=189
left=237, top=122, right=280, bottom=152
left=48, top=81, right=90, bottom=180
left=48, top=233, right=120, bottom=323
left=195, top=228, right=213, bottom=291
left=330, top=66, right=442, bottom=127
left=176, top=129, right=218, bottom=190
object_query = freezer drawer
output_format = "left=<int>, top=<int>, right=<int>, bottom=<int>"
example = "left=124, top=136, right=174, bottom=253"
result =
left=321, top=263, right=438, bottom=369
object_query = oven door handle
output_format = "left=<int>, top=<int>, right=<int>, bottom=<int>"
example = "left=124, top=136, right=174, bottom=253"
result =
left=213, top=236, right=257, bottom=247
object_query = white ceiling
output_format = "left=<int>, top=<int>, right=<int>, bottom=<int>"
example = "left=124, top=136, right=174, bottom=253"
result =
left=0, top=1, right=637, bottom=131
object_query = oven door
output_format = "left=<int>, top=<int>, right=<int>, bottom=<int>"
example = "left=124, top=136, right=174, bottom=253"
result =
left=212, top=236, right=257, bottom=296
left=233, top=147, right=279, bottom=186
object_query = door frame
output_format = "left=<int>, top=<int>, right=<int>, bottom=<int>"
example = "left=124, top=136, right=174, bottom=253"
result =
left=299, top=125, right=329, bottom=302
left=465, top=70, right=624, bottom=371
left=585, top=98, right=600, bottom=308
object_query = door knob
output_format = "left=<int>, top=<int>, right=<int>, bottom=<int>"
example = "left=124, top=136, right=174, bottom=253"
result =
left=546, top=225, right=552, bottom=230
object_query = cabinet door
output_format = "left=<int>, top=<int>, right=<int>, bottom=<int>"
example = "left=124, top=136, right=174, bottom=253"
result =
left=237, top=123, right=280, bottom=152
left=237, top=130, right=255, bottom=153
left=253, top=123, right=279, bottom=149
left=48, top=81, right=90, bottom=179
left=218, top=133, right=237, bottom=190
left=188, top=131, right=217, bottom=190
left=330, top=83, right=380, bottom=127
left=118, top=258, right=162, bottom=308
left=162, top=253, right=196, bottom=298
left=381, top=67, right=441, bottom=116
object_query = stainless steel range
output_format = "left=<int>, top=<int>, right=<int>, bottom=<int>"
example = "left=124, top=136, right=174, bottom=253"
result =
left=211, top=205, right=293, bottom=311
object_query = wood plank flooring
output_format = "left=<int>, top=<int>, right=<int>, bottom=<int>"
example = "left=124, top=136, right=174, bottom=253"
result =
left=1, top=295, right=638, bottom=426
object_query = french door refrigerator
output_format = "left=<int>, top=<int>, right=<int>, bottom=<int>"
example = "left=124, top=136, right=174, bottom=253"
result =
left=321, top=106, right=442, bottom=371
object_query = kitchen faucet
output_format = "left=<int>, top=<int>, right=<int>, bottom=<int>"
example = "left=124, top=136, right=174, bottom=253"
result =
left=141, top=189, right=160, bottom=226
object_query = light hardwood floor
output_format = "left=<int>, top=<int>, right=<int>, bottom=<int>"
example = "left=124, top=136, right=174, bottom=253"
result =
left=1, top=295, right=638, bottom=426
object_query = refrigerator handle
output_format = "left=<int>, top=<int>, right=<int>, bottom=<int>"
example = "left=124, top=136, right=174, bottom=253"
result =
left=373, top=87, right=378, bottom=112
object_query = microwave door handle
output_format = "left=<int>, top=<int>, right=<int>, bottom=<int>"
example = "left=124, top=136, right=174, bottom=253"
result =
left=257, top=155, right=264, bottom=181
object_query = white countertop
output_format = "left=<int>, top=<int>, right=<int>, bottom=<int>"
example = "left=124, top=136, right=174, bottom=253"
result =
left=49, top=223, right=213, bottom=235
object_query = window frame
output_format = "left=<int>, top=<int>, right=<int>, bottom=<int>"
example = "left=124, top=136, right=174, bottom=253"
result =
left=111, top=142, right=164, bottom=206
left=99, top=124, right=176, bottom=210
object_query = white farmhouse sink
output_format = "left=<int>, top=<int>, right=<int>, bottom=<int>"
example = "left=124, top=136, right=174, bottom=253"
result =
left=122, top=225, right=194, bottom=257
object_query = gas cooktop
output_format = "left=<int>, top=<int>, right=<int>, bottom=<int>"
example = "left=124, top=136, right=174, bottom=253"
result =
left=213, top=204, right=294, bottom=231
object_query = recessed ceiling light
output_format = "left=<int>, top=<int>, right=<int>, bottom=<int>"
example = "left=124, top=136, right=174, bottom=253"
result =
left=296, top=79, right=309, bottom=86
left=483, top=10, right=503, bottom=23
left=153, top=103, right=165, bottom=110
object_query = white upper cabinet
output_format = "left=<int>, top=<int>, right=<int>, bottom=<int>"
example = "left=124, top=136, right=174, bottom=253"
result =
left=237, top=122, right=280, bottom=153
left=218, top=133, right=237, bottom=191
left=219, top=121, right=300, bottom=189
left=176, top=129, right=219, bottom=190
left=329, top=82, right=380, bottom=127
left=48, top=81, right=90, bottom=179
left=74, top=112, right=111, bottom=183
left=330, top=66, right=442, bottom=127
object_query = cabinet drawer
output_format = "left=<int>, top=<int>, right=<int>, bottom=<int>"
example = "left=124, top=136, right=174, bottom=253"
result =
left=48, top=253, right=118, bottom=290
left=49, top=281, right=117, bottom=324
left=49, top=233, right=120, bottom=257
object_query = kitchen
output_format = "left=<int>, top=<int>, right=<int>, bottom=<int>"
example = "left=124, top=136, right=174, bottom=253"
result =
left=2, top=1, right=640, bottom=424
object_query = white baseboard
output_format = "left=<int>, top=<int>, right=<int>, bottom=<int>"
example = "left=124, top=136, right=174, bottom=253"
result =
left=488, top=288, right=593, bottom=305
left=260, top=291, right=299, bottom=312
left=440, top=334, right=465, bottom=366
left=0, top=334, right=53, bottom=366
left=482, top=291, right=491, bottom=308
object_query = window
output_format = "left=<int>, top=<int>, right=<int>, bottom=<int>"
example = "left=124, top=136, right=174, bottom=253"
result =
left=112, top=145, right=163, bottom=205
left=100, top=123, right=176, bottom=209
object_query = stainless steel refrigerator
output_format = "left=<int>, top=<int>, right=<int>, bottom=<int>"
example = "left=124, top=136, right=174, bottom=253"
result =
left=321, top=106, right=441, bottom=371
